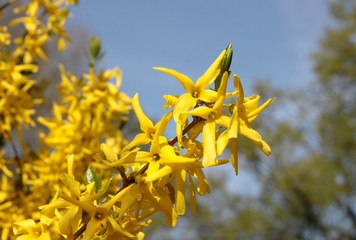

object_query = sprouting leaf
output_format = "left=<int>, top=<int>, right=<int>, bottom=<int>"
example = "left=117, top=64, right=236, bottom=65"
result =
left=85, top=167, right=102, bottom=193
left=97, top=177, right=114, bottom=204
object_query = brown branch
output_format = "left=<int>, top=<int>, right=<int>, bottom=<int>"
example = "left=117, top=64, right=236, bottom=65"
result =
left=168, top=116, right=204, bottom=146
left=0, top=1, right=13, bottom=11
left=73, top=223, right=87, bottom=240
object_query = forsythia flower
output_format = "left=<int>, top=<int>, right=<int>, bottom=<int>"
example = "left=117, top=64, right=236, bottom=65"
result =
left=227, top=75, right=275, bottom=174
left=0, top=56, right=40, bottom=139
left=13, top=219, right=51, bottom=240
left=37, top=65, right=130, bottom=173
left=2, top=1, right=275, bottom=237
left=0, top=26, right=11, bottom=46
left=154, top=49, right=226, bottom=146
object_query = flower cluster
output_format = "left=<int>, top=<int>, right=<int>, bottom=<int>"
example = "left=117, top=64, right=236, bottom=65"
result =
left=0, top=1, right=274, bottom=239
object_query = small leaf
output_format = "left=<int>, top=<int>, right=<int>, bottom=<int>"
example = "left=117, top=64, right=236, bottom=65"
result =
left=85, top=167, right=102, bottom=193
left=97, top=177, right=114, bottom=204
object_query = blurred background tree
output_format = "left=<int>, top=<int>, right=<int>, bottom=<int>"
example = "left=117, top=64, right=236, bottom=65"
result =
left=144, top=0, right=356, bottom=239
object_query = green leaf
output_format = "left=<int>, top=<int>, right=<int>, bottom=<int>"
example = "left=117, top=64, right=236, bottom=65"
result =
left=85, top=167, right=102, bottom=193
left=97, top=177, right=114, bottom=204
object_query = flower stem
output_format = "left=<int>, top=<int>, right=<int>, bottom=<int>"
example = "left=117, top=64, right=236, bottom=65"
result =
left=168, top=116, right=204, bottom=146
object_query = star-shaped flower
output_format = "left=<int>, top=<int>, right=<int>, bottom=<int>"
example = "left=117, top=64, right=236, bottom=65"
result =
left=228, top=75, right=275, bottom=174
left=182, top=72, right=230, bottom=167
left=122, top=93, right=172, bottom=151
left=154, top=49, right=226, bottom=145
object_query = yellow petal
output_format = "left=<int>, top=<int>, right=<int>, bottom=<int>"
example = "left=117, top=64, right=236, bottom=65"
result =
left=145, top=182, right=178, bottom=227
left=216, top=115, right=230, bottom=128
left=67, top=154, right=75, bottom=177
left=173, top=93, right=197, bottom=123
left=196, top=49, right=226, bottom=91
left=202, top=120, right=216, bottom=167
left=176, top=169, right=187, bottom=215
left=229, top=138, right=238, bottom=175
left=154, top=67, right=195, bottom=94
left=145, top=165, right=173, bottom=182
left=108, top=217, right=137, bottom=238
left=160, top=143, right=197, bottom=165
left=193, top=168, right=210, bottom=195
left=213, top=71, right=229, bottom=113
left=185, top=106, right=212, bottom=120
left=234, top=75, right=244, bottom=105
left=150, top=115, right=171, bottom=154
left=13, top=219, right=37, bottom=235
left=228, top=110, right=238, bottom=139
left=132, top=93, right=154, bottom=133
left=118, top=184, right=142, bottom=217
left=252, top=138, right=272, bottom=156
left=188, top=175, right=196, bottom=214
left=59, top=173, right=80, bottom=198
left=101, top=144, right=118, bottom=162
left=216, top=130, right=229, bottom=156
left=198, top=89, right=217, bottom=103
left=102, top=184, right=134, bottom=210
left=58, top=192, right=97, bottom=217
left=59, top=207, right=81, bottom=235
left=82, top=218, right=103, bottom=240
left=110, top=148, right=139, bottom=166
left=123, top=133, right=151, bottom=151
left=163, top=95, right=179, bottom=109
left=239, top=125, right=262, bottom=143
left=248, top=97, right=276, bottom=122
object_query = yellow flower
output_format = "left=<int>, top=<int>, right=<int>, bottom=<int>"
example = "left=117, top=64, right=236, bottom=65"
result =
left=40, top=155, right=140, bottom=239
left=122, top=93, right=172, bottom=151
left=0, top=151, right=12, bottom=177
left=154, top=49, right=226, bottom=145
left=228, top=75, right=275, bottom=173
left=0, top=26, right=11, bottom=46
left=58, top=185, right=137, bottom=239
left=13, top=219, right=51, bottom=240
left=182, top=72, right=230, bottom=167
left=0, top=58, right=40, bottom=136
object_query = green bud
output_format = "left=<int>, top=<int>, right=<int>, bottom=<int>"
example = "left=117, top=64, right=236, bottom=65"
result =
left=85, top=167, right=102, bottom=192
left=221, top=43, right=233, bottom=75
left=89, top=36, right=102, bottom=59
left=214, top=43, right=233, bottom=91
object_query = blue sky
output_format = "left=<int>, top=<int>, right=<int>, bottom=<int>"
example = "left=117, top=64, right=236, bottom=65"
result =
left=70, top=1, right=331, bottom=117
left=69, top=1, right=332, bottom=196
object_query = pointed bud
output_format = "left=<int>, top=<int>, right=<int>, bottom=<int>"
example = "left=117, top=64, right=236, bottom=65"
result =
left=89, top=36, right=101, bottom=59
left=214, top=43, right=233, bottom=91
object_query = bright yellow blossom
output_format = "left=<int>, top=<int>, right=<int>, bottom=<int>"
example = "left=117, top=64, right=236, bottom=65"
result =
left=154, top=49, right=226, bottom=145
left=2, top=4, right=275, bottom=237
left=0, top=26, right=11, bottom=46
left=13, top=219, right=51, bottom=240
left=182, top=72, right=230, bottom=167
left=228, top=75, right=275, bottom=174
left=122, top=93, right=172, bottom=151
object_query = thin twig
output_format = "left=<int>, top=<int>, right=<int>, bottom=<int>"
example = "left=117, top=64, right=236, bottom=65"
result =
left=73, top=223, right=87, bottom=240
left=168, top=116, right=204, bottom=146
left=0, top=2, right=11, bottom=11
